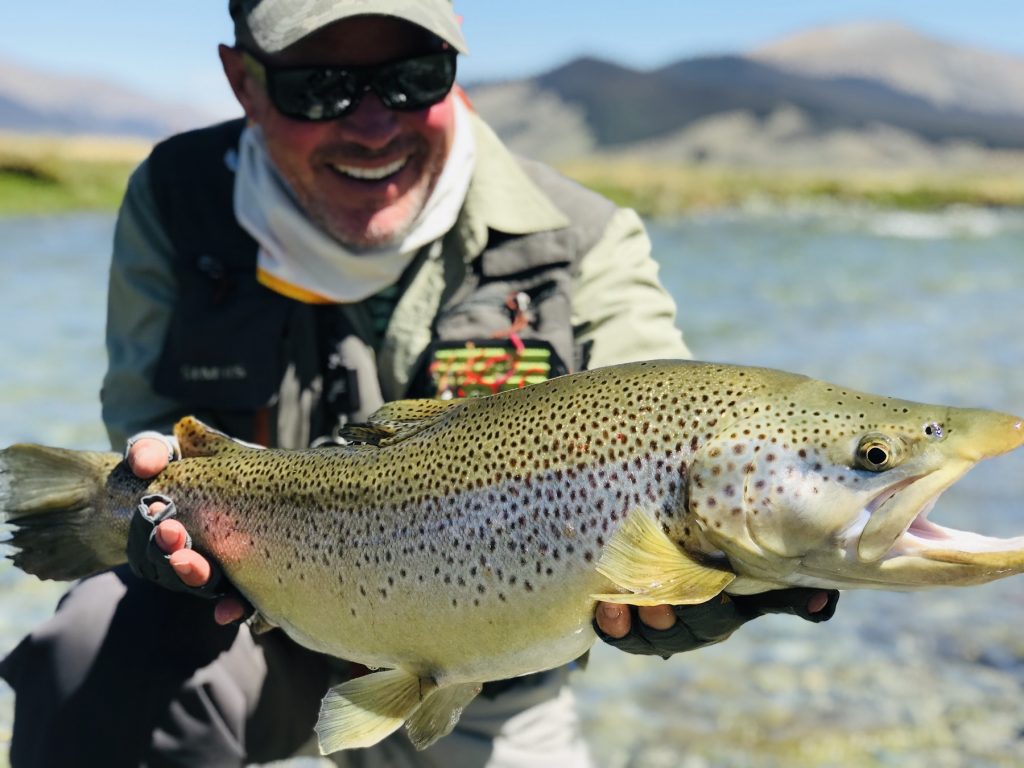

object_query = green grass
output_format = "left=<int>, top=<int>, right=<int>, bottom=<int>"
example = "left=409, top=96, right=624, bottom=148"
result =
left=0, top=158, right=136, bottom=215
left=0, top=134, right=147, bottom=215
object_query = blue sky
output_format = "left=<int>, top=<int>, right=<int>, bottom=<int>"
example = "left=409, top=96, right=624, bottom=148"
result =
left=2, top=1, right=1022, bottom=119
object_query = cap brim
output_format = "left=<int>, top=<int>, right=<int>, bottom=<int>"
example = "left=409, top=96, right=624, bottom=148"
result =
left=245, top=0, right=468, bottom=54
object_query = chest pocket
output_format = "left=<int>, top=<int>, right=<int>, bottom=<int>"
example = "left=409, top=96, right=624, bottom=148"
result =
left=412, top=253, right=575, bottom=399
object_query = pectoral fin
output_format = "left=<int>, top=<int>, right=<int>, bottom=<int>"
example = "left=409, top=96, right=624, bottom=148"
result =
left=316, top=669, right=430, bottom=754
left=592, top=509, right=735, bottom=605
left=405, top=682, right=482, bottom=750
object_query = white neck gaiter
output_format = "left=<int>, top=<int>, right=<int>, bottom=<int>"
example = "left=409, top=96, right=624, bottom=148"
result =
left=234, top=97, right=476, bottom=304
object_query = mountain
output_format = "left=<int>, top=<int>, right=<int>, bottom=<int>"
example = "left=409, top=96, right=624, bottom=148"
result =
left=750, top=22, right=1024, bottom=117
left=466, top=22, right=1024, bottom=168
left=6, top=22, right=1024, bottom=171
left=0, top=56, right=218, bottom=140
left=530, top=54, right=1024, bottom=148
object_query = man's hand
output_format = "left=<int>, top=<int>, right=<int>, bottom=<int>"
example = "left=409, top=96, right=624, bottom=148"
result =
left=594, top=591, right=833, bottom=639
left=595, top=603, right=676, bottom=637
left=594, top=589, right=839, bottom=658
left=127, top=438, right=249, bottom=625
left=126, top=435, right=177, bottom=479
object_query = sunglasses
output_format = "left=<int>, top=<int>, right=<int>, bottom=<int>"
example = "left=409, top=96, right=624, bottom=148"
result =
left=241, top=49, right=457, bottom=121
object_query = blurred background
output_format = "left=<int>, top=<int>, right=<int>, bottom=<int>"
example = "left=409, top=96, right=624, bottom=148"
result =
left=1, top=2, right=1023, bottom=766
left=4, top=0, right=1024, bottom=211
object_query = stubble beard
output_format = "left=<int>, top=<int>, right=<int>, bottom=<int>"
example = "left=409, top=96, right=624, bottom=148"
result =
left=300, top=145, right=447, bottom=251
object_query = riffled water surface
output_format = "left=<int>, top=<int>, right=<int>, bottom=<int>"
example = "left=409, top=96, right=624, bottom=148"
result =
left=1, top=206, right=1023, bottom=767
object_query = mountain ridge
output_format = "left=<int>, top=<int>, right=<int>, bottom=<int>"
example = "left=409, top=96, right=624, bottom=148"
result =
left=0, top=55, right=219, bottom=140
left=465, top=22, right=1024, bottom=168
left=4, top=22, right=1024, bottom=171
left=750, top=21, right=1024, bottom=117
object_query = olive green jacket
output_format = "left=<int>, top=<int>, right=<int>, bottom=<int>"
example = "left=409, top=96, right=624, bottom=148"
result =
left=102, top=114, right=689, bottom=448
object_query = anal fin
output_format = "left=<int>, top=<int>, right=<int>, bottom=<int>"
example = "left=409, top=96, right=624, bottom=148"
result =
left=316, top=669, right=429, bottom=754
left=405, top=682, right=482, bottom=750
left=592, top=508, right=735, bottom=605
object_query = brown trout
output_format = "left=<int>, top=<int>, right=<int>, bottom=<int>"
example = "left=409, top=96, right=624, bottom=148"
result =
left=3, top=359, right=1024, bottom=753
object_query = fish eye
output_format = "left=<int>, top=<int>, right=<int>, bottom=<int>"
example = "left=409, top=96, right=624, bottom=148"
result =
left=855, top=434, right=901, bottom=471
left=923, top=422, right=944, bottom=439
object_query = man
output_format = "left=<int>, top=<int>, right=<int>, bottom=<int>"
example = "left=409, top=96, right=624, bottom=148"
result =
left=0, top=2, right=836, bottom=765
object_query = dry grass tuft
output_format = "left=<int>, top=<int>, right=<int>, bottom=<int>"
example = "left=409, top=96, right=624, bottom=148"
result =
left=559, top=159, right=1024, bottom=215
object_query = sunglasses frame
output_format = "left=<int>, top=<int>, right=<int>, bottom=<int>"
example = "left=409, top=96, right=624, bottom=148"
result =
left=240, top=48, right=457, bottom=122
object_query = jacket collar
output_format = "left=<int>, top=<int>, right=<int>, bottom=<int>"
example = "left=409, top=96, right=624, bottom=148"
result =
left=453, top=112, right=570, bottom=261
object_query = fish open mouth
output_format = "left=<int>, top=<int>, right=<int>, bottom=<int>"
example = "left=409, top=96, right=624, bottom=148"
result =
left=893, top=505, right=1024, bottom=564
left=817, top=469, right=1024, bottom=588
left=857, top=471, right=1024, bottom=570
left=867, top=411, right=1024, bottom=572
left=855, top=470, right=962, bottom=562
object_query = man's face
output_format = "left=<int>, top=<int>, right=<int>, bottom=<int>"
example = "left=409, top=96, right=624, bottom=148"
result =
left=225, top=17, right=457, bottom=249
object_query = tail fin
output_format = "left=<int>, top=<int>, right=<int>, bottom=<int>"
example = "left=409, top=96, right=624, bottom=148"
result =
left=1, top=444, right=128, bottom=580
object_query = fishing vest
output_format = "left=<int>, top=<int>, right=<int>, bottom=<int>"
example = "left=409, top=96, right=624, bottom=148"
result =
left=146, top=119, right=617, bottom=449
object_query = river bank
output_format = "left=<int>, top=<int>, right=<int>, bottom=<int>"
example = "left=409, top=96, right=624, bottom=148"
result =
left=0, top=133, right=148, bottom=214
left=562, top=158, right=1024, bottom=216
left=4, top=132, right=1024, bottom=216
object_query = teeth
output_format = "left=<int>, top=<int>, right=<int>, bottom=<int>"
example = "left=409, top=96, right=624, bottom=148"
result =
left=331, top=156, right=408, bottom=180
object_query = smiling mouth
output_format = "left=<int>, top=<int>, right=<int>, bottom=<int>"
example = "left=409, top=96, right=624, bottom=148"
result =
left=330, top=155, right=410, bottom=181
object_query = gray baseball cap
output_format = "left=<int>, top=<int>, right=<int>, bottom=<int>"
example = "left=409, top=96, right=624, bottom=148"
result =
left=230, top=0, right=468, bottom=54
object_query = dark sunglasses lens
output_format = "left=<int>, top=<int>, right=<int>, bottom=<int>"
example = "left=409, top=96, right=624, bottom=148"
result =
left=271, top=68, right=360, bottom=120
left=374, top=53, right=456, bottom=111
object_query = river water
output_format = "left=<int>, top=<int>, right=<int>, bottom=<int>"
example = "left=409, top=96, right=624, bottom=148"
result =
left=1, top=206, right=1023, bottom=767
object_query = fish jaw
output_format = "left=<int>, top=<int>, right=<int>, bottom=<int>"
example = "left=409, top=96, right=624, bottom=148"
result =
left=797, top=512, right=1024, bottom=590
left=690, top=391, right=1024, bottom=592
left=853, top=464, right=971, bottom=562
left=822, top=459, right=1024, bottom=588
left=889, top=508, right=1024, bottom=577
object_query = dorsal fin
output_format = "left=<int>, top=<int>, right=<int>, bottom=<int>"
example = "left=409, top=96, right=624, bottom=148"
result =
left=340, top=399, right=463, bottom=446
left=173, top=416, right=265, bottom=458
